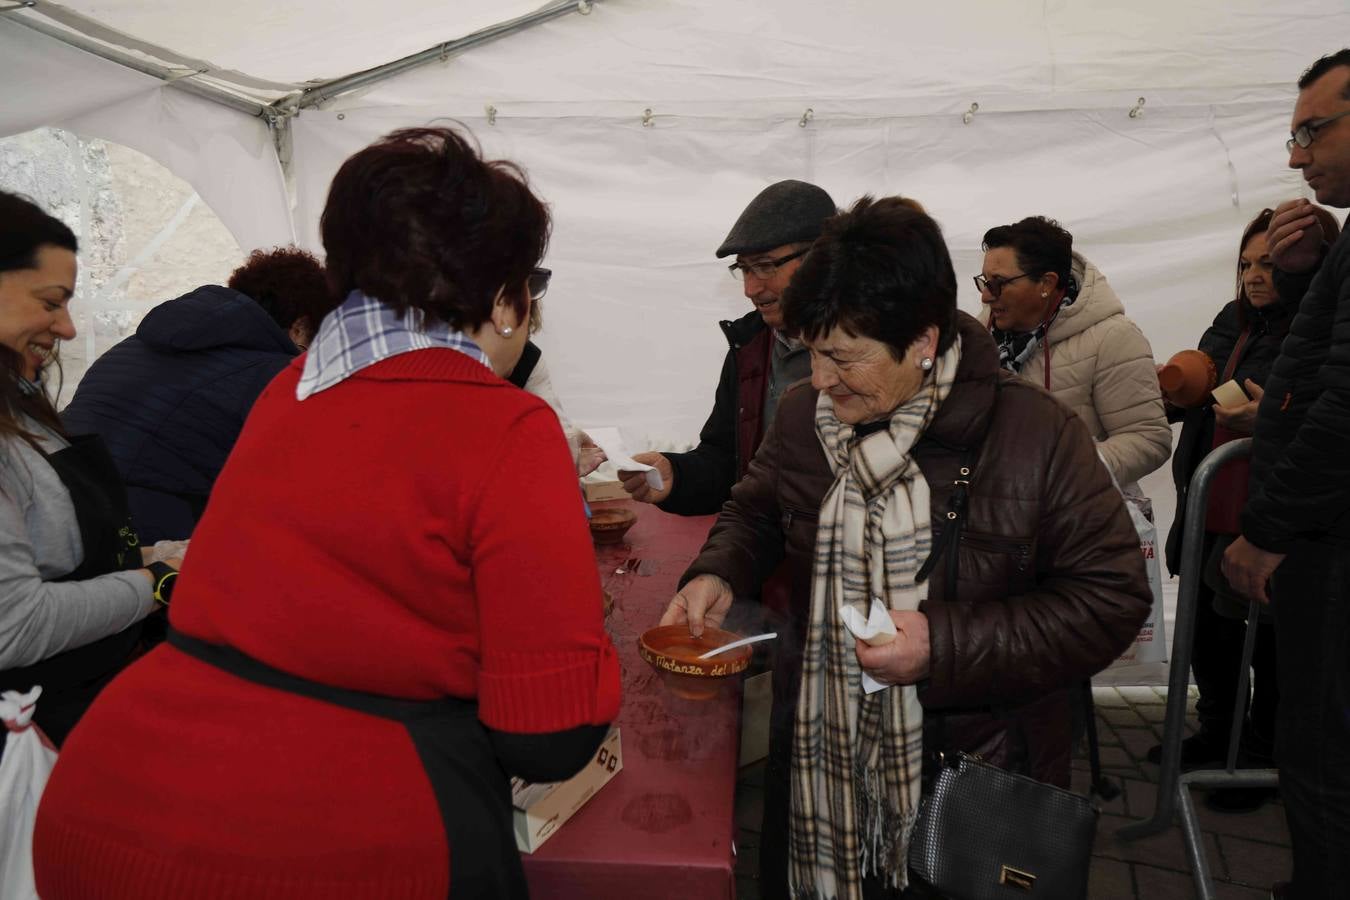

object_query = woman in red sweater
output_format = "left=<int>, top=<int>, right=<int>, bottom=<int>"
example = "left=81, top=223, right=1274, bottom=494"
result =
left=33, top=127, right=621, bottom=900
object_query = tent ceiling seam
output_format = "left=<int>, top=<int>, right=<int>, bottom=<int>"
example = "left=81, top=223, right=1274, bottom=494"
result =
left=289, top=0, right=600, bottom=111
left=5, top=14, right=270, bottom=117
left=8, top=1, right=602, bottom=130
left=22, top=0, right=304, bottom=93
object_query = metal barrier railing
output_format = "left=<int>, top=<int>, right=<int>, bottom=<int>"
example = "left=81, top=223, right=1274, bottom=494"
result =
left=1115, top=437, right=1277, bottom=900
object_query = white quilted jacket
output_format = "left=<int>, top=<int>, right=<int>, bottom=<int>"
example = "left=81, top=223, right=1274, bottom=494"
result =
left=991, top=253, right=1171, bottom=490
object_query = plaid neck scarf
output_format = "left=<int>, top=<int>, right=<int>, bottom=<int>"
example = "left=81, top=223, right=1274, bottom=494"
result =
left=991, top=273, right=1080, bottom=374
left=789, top=337, right=962, bottom=900
left=992, top=326, right=1039, bottom=374
left=296, top=290, right=489, bottom=400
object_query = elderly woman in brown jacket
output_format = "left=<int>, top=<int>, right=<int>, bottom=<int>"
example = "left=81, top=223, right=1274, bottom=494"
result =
left=659, top=197, right=1151, bottom=900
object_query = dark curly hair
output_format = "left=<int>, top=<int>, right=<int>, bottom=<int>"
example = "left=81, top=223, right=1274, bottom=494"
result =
left=981, top=216, right=1074, bottom=292
left=1, top=190, right=77, bottom=444
left=783, top=195, right=957, bottom=359
left=227, top=246, right=330, bottom=339
left=320, top=125, right=550, bottom=330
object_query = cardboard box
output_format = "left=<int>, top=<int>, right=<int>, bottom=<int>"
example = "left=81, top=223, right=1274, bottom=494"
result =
left=739, top=671, right=772, bottom=767
left=582, top=479, right=630, bottom=502
left=511, top=726, right=623, bottom=853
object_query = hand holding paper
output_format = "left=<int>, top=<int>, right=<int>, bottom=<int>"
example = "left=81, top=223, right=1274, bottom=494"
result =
left=845, top=604, right=932, bottom=692
left=587, top=427, right=665, bottom=491
left=1212, top=379, right=1263, bottom=434
left=840, top=598, right=897, bottom=693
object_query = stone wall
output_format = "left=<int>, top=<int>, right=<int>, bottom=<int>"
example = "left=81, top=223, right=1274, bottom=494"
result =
left=0, top=127, right=242, bottom=406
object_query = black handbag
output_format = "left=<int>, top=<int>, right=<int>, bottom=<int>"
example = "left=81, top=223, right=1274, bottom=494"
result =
left=907, top=752, right=1099, bottom=899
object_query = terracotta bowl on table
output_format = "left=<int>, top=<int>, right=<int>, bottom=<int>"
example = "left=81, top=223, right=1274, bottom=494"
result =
left=590, top=507, right=637, bottom=544
left=1157, top=349, right=1217, bottom=408
left=638, top=625, right=754, bottom=701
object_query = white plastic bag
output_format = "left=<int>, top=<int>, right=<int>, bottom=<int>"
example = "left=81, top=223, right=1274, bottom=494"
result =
left=1110, top=496, right=1170, bottom=667
left=0, top=687, right=58, bottom=900
left=1095, top=452, right=1169, bottom=669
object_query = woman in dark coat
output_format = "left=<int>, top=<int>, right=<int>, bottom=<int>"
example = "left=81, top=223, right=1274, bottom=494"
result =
left=659, top=197, right=1151, bottom=899
left=1153, top=206, right=1342, bottom=809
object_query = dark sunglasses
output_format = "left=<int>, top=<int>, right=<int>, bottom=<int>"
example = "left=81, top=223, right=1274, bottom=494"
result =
left=973, top=272, right=1033, bottom=298
left=527, top=267, right=551, bottom=302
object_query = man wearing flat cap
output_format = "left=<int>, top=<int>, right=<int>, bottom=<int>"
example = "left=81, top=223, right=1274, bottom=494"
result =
left=621, top=180, right=837, bottom=513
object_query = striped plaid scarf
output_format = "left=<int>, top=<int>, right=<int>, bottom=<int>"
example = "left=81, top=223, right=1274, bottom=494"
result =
left=789, top=337, right=962, bottom=900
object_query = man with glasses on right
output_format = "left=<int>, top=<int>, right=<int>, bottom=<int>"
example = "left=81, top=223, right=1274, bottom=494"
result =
left=1223, top=48, right=1350, bottom=900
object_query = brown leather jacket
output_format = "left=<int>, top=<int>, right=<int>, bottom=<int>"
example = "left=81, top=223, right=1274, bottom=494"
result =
left=682, top=312, right=1151, bottom=787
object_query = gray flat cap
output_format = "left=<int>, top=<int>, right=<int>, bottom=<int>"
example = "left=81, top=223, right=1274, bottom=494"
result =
left=715, top=180, right=837, bottom=259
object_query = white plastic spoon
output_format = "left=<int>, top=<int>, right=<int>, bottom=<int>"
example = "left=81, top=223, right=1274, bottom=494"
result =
left=697, top=632, right=778, bottom=659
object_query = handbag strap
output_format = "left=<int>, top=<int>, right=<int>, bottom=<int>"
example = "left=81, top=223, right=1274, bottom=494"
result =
left=915, top=378, right=1003, bottom=603
left=1220, top=326, right=1251, bottom=385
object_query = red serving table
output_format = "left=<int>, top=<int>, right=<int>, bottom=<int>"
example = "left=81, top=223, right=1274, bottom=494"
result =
left=520, top=500, right=740, bottom=900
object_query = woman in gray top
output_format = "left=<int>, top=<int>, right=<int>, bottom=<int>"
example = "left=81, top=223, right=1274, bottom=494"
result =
left=0, top=190, right=180, bottom=745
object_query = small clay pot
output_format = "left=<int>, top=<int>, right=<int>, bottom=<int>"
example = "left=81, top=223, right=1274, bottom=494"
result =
left=589, top=507, right=637, bottom=545
left=638, top=625, right=754, bottom=701
left=1158, top=349, right=1217, bottom=408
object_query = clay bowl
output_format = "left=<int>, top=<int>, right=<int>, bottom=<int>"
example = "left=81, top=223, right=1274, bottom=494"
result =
left=638, top=625, right=754, bottom=701
left=590, top=507, right=637, bottom=545
left=1157, top=349, right=1217, bottom=408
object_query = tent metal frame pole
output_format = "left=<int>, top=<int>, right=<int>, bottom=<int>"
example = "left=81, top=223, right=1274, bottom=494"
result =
left=292, top=0, right=597, bottom=110
left=5, top=12, right=267, bottom=119
left=9, top=1, right=600, bottom=121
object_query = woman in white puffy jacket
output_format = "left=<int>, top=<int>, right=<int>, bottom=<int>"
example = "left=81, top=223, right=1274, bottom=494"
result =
left=976, top=216, right=1170, bottom=491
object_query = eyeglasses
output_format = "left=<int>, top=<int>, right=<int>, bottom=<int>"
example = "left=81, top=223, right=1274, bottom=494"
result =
left=973, top=272, right=1033, bottom=298
left=728, top=248, right=808, bottom=281
left=1287, top=109, right=1350, bottom=153
left=527, top=267, right=551, bottom=302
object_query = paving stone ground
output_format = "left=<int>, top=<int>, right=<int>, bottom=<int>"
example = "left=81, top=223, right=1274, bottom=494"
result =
left=733, top=685, right=1289, bottom=899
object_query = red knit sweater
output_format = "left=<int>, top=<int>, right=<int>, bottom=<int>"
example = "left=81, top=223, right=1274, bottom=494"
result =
left=34, top=350, right=621, bottom=899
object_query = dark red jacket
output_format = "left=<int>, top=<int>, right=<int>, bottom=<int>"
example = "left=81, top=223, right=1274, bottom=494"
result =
left=659, top=311, right=773, bottom=515
left=682, top=312, right=1151, bottom=787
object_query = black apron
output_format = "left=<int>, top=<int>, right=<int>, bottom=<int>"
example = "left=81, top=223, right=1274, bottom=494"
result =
left=0, top=433, right=147, bottom=746
left=166, top=628, right=528, bottom=900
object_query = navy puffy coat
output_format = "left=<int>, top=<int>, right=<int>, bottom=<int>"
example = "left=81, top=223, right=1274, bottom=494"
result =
left=62, top=285, right=298, bottom=542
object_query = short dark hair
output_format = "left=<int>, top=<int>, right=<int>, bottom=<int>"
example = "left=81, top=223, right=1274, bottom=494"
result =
left=782, top=195, right=957, bottom=359
left=1298, top=49, right=1350, bottom=95
left=227, top=246, right=330, bottom=334
left=1, top=190, right=77, bottom=274
left=981, top=216, right=1073, bottom=291
left=320, top=126, right=550, bottom=330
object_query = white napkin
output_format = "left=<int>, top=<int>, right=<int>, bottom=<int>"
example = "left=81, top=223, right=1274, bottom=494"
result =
left=839, top=597, right=897, bottom=694
left=585, top=427, right=665, bottom=491
left=147, top=539, right=189, bottom=563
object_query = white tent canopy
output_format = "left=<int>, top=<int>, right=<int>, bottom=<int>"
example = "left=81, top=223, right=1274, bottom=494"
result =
left=4, top=0, right=1349, bottom=545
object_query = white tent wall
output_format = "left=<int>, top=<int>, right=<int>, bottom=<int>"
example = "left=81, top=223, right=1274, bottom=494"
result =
left=290, top=101, right=1301, bottom=551
left=287, top=0, right=1346, bottom=566
left=0, top=19, right=293, bottom=253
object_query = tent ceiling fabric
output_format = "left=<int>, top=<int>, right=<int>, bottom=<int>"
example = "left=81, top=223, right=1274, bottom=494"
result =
left=18, top=0, right=554, bottom=88
left=342, top=0, right=1339, bottom=115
